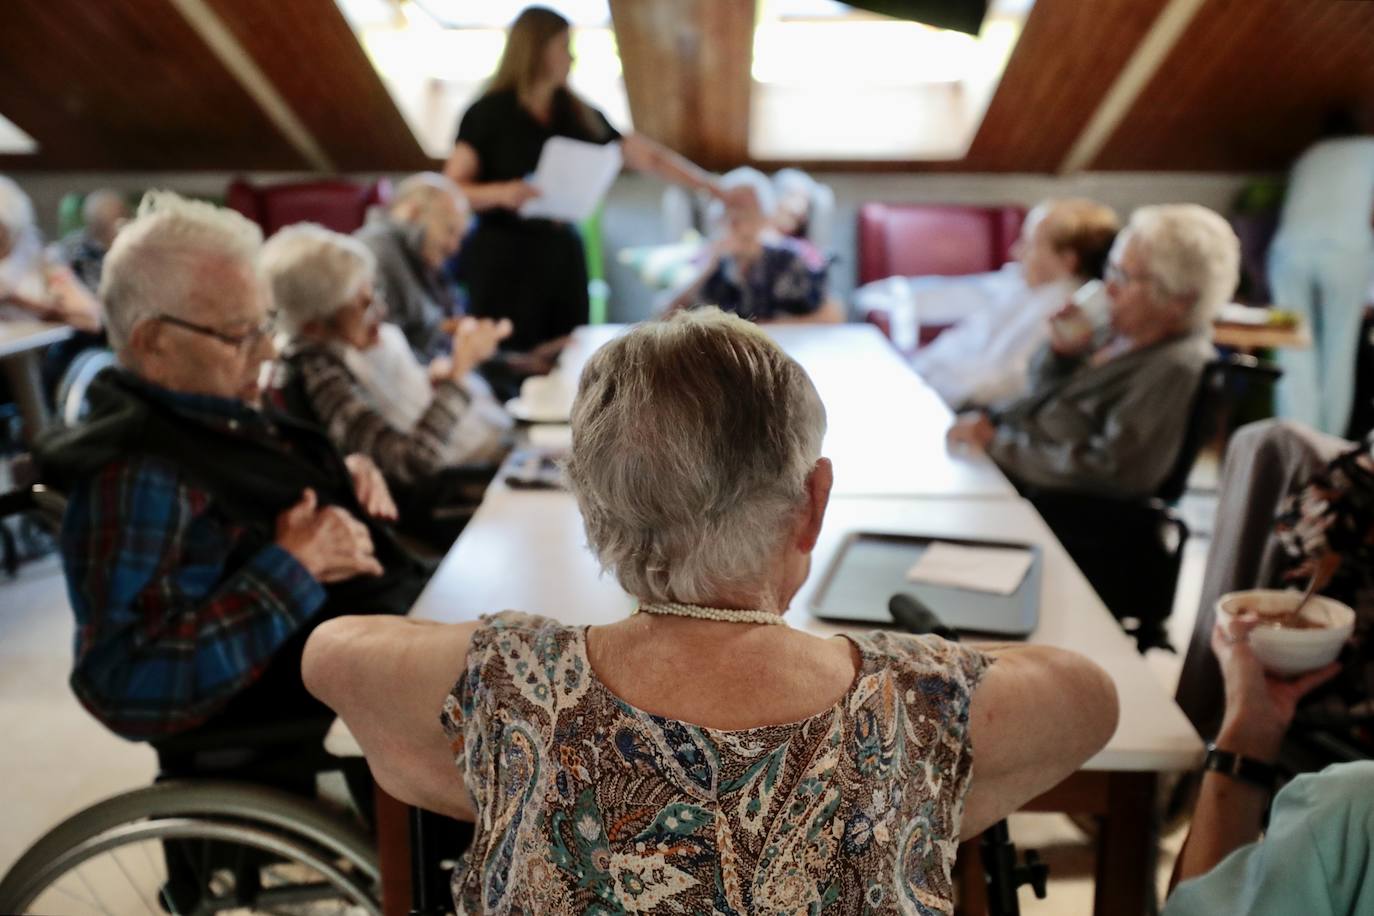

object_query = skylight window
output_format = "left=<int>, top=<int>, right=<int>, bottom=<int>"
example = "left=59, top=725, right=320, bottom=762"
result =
left=749, top=0, right=1033, bottom=161
left=0, top=112, right=38, bottom=155
left=337, top=0, right=631, bottom=159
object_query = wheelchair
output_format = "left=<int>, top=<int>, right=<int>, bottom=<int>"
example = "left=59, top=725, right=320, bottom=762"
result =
left=0, top=720, right=383, bottom=915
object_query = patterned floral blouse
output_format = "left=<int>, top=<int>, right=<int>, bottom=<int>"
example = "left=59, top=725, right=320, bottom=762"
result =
left=439, top=612, right=991, bottom=915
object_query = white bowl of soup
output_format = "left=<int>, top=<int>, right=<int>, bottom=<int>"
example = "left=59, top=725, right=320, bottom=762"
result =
left=1215, top=589, right=1355, bottom=677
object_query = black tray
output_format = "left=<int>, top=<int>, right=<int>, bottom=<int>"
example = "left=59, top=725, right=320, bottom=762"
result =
left=809, top=531, right=1040, bottom=638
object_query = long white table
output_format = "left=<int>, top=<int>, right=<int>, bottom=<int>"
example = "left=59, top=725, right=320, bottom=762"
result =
left=344, top=323, right=1199, bottom=916
left=556, top=324, right=1016, bottom=499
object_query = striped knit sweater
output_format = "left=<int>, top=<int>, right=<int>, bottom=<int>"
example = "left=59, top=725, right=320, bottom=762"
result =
left=288, top=342, right=470, bottom=484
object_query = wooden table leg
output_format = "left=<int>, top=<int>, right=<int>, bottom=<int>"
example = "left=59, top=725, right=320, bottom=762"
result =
left=1093, top=771, right=1159, bottom=916
left=374, top=784, right=413, bottom=916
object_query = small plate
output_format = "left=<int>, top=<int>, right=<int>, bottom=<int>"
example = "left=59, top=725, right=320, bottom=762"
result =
left=506, top=397, right=571, bottom=424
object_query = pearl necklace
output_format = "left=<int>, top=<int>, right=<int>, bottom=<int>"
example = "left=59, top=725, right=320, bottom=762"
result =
left=636, top=600, right=786, bottom=626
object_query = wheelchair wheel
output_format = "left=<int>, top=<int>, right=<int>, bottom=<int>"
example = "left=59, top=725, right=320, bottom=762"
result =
left=0, top=779, right=381, bottom=915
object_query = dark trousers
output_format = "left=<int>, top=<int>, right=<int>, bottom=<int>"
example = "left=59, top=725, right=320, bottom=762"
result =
left=457, top=219, right=589, bottom=352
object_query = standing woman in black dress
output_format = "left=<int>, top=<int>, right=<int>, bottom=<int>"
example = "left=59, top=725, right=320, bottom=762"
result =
left=444, top=5, right=725, bottom=353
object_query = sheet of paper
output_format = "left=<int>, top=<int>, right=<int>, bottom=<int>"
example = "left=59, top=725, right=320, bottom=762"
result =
left=905, top=542, right=1034, bottom=596
left=520, top=136, right=622, bottom=223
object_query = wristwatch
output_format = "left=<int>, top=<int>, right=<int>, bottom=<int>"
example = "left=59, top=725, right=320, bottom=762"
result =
left=1203, top=743, right=1278, bottom=790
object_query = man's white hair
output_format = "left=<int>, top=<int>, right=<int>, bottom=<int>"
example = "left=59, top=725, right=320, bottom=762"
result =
left=565, top=308, right=827, bottom=604
left=260, top=223, right=376, bottom=336
left=100, top=191, right=264, bottom=352
left=1121, top=203, right=1240, bottom=329
left=0, top=175, right=35, bottom=239
left=390, top=172, right=467, bottom=219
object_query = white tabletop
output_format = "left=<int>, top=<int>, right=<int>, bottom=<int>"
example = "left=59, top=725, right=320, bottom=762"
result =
left=405, top=486, right=1203, bottom=773
left=328, top=322, right=1202, bottom=773
left=0, top=320, right=72, bottom=359
left=551, top=324, right=1015, bottom=500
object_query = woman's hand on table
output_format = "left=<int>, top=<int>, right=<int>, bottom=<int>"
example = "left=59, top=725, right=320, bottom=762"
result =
left=45, top=265, right=103, bottom=332
left=947, top=412, right=996, bottom=452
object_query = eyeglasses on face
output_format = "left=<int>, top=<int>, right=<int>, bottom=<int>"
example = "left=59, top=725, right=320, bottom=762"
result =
left=153, top=312, right=276, bottom=351
left=1104, top=263, right=1159, bottom=289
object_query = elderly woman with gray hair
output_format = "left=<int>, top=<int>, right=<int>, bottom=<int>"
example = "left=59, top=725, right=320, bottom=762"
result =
left=261, top=224, right=514, bottom=544
left=949, top=203, right=1240, bottom=500
left=667, top=167, right=843, bottom=323
left=302, top=308, right=1117, bottom=914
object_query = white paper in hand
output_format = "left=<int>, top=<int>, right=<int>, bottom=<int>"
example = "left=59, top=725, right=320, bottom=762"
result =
left=520, top=136, right=622, bottom=223
left=905, top=542, right=1034, bottom=595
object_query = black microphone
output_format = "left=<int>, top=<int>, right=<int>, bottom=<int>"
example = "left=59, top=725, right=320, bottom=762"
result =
left=888, top=593, right=959, bottom=642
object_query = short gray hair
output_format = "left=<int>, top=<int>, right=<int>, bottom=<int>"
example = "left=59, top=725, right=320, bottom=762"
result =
left=565, top=308, right=827, bottom=604
left=101, top=191, right=263, bottom=351
left=391, top=172, right=467, bottom=219
left=720, top=167, right=777, bottom=218
left=1122, top=204, right=1239, bottom=329
left=260, top=223, right=376, bottom=336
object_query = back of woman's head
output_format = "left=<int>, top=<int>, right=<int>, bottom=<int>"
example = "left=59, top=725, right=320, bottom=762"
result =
left=488, top=6, right=571, bottom=98
left=566, top=309, right=827, bottom=604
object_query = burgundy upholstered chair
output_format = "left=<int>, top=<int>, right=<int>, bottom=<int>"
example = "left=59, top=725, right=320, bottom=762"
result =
left=856, top=203, right=1025, bottom=345
left=226, top=178, right=393, bottom=237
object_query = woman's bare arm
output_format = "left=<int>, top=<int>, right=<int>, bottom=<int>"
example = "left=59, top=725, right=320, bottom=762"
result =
left=622, top=133, right=721, bottom=197
left=960, top=644, right=1119, bottom=838
left=302, top=615, right=482, bottom=820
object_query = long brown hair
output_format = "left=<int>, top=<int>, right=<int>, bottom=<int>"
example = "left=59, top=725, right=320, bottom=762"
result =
left=485, top=6, right=606, bottom=138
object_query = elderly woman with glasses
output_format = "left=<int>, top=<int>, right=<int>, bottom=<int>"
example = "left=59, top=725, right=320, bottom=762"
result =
left=302, top=308, right=1118, bottom=914
left=948, top=204, right=1240, bottom=500
left=261, top=224, right=514, bottom=499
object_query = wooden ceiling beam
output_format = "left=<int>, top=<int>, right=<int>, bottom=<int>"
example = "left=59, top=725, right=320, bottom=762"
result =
left=165, top=0, right=334, bottom=171
left=609, top=0, right=755, bottom=171
left=1057, top=0, right=1209, bottom=174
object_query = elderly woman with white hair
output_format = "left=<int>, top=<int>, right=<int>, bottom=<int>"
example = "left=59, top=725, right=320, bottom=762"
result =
left=262, top=224, right=513, bottom=511
left=302, top=308, right=1118, bottom=914
left=949, top=203, right=1240, bottom=500
left=667, top=167, right=842, bottom=323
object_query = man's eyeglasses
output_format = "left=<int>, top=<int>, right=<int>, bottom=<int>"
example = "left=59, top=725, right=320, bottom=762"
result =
left=154, top=313, right=276, bottom=351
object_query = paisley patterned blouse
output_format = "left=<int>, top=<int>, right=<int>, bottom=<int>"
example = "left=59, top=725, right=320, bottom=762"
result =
left=439, top=612, right=990, bottom=915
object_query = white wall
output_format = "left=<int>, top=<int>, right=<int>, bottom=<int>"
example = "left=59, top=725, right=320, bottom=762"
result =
left=12, top=169, right=1264, bottom=322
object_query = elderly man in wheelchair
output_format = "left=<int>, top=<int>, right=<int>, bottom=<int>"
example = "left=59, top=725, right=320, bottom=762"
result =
left=0, top=192, right=433, bottom=915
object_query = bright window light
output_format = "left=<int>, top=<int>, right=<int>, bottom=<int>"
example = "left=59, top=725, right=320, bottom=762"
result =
left=337, top=0, right=631, bottom=159
left=749, top=0, right=1034, bottom=161
left=0, top=112, right=37, bottom=155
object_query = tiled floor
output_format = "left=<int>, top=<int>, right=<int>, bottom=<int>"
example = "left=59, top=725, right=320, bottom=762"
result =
left=0, top=480, right=1218, bottom=912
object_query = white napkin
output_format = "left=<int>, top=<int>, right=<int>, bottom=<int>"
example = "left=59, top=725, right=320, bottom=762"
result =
left=905, top=542, right=1033, bottom=595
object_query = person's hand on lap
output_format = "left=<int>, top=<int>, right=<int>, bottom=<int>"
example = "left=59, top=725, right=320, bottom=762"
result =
left=275, top=488, right=385, bottom=583
left=344, top=454, right=398, bottom=521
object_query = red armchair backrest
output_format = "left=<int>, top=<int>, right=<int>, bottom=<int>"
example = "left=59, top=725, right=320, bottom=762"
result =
left=226, top=178, right=393, bottom=237
left=856, top=203, right=1026, bottom=285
